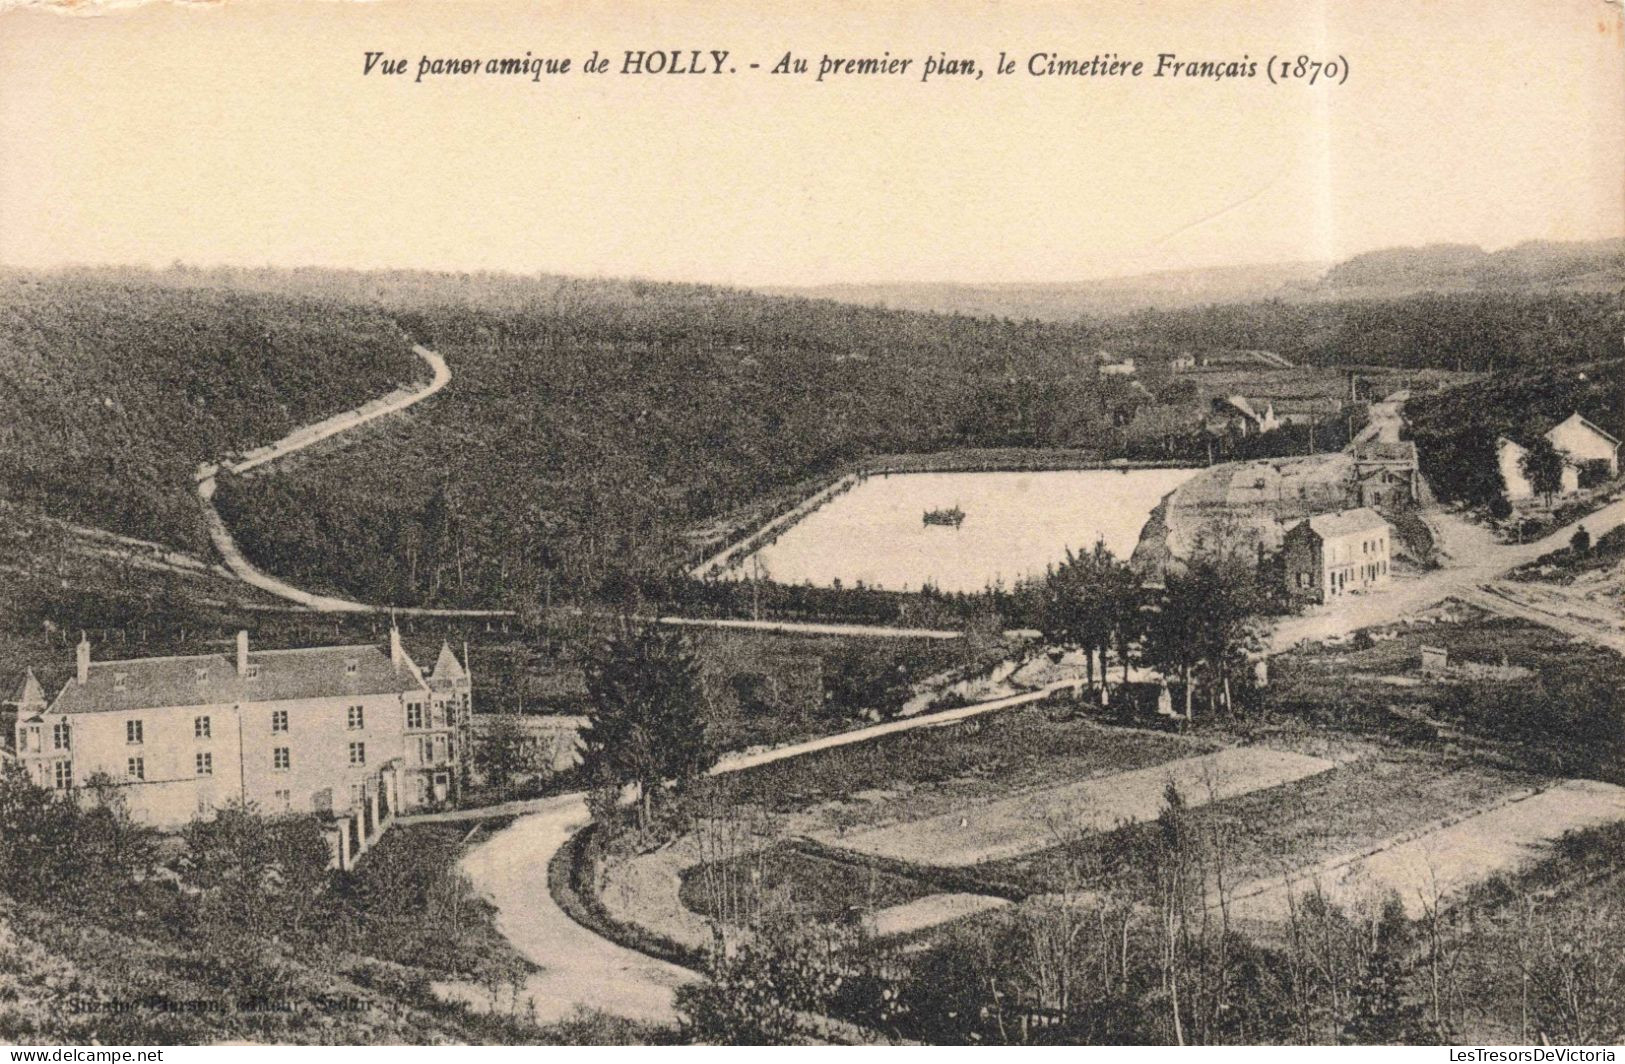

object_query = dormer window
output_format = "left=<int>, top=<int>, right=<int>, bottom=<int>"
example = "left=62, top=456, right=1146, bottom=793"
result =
left=244, top=664, right=261, bottom=680
left=113, top=673, right=127, bottom=692
left=345, top=659, right=359, bottom=677
left=195, top=666, right=208, bottom=684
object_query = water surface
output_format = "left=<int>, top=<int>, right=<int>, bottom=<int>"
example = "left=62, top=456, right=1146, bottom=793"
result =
left=731, top=468, right=1200, bottom=593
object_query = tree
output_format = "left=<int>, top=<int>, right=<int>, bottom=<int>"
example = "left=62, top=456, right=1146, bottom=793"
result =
left=183, top=801, right=332, bottom=957
left=1570, top=524, right=1591, bottom=554
left=1578, top=458, right=1613, bottom=490
left=1519, top=437, right=1567, bottom=506
left=823, top=647, right=913, bottom=720
left=476, top=714, right=542, bottom=795
left=675, top=915, right=854, bottom=1045
left=580, top=622, right=713, bottom=831
left=1031, top=540, right=1124, bottom=689
left=1142, top=554, right=1264, bottom=720
left=1342, top=896, right=1429, bottom=1044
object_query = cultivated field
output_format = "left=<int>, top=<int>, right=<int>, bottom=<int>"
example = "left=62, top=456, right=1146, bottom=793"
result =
left=1228, top=778, right=1625, bottom=922
left=822, top=747, right=1334, bottom=867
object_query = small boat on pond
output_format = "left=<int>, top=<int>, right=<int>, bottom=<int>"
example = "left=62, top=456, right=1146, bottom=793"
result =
left=922, top=505, right=966, bottom=528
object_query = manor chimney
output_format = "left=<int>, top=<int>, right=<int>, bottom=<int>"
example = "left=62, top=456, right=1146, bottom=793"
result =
left=390, top=620, right=403, bottom=670
left=236, top=630, right=250, bottom=676
left=76, top=632, right=90, bottom=685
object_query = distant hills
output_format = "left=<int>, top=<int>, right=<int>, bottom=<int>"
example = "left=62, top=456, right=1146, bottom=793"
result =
left=1316, top=239, right=1625, bottom=298
left=764, top=238, right=1625, bottom=320
left=763, top=261, right=1329, bottom=320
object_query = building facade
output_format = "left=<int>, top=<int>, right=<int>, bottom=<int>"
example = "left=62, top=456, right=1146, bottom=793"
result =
left=0, top=626, right=470, bottom=829
left=1283, top=507, right=1393, bottom=605
left=1353, top=440, right=1420, bottom=508
left=1205, top=395, right=1278, bottom=437
left=1498, top=412, right=1620, bottom=502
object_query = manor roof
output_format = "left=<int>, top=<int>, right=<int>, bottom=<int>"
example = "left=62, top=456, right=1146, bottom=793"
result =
left=48, top=644, right=426, bottom=716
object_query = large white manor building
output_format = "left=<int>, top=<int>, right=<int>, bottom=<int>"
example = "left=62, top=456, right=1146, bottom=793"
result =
left=1, top=625, right=471, bottom=831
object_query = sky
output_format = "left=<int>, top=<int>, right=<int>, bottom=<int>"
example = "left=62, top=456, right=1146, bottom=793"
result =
left=1, top=0, right=1621, bottom=286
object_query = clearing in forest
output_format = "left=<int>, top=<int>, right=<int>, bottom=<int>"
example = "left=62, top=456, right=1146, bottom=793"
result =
left=822, top=746, right=1335, bottom=867
left=1227, top=778, right=1625, bottom=921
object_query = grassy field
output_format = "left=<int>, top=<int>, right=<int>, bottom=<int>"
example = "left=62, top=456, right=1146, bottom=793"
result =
left=677, top=844, right=938, bottom=927
left=1265, top=603, right=1625, bottom=782
left=823, top=747, right=1334, bottom=868
left=707, top=707, right=1205, bottom=831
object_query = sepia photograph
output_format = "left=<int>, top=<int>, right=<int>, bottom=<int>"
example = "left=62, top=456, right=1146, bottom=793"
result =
left=0, top=0, right=1622, bottom=1051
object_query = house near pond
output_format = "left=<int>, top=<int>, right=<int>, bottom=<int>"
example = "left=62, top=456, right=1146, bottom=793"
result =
left=1283, top=507, right=1392, bottom=605
left=1497, top=412, right=1620, bottom=502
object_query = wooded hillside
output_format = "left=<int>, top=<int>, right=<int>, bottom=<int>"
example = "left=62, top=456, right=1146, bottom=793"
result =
left=1406, top=359, right=1625, bottom=507
left=6, top=264, right=1619, bottom=613
left=0, top=270, right=419, bottom=551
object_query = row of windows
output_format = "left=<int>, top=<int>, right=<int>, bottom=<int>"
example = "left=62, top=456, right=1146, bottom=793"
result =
left=120, top=744, right=361, bottom=778
left=121, top=754, right=211, bottom=778
left=93, top=697, right=458, bottom=755
left=120, top=704, right=371, bottom=745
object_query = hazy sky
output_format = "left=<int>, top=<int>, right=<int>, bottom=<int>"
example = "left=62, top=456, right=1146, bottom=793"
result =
left=1, top=0, right=1621, bottom=285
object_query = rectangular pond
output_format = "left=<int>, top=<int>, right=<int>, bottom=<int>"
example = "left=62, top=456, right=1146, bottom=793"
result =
left=725, top=468, right=1201, bottom=594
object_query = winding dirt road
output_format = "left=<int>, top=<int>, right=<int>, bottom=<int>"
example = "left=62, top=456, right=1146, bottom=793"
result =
left=433, top=676, right=1091, bottom=1025
left=193, top=345, right=507, bottom=615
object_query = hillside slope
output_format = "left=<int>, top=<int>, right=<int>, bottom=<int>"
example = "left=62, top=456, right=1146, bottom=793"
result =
left=1407, top=359, right=1625, bottom=506
left=0, top=270, right=421, bottom=552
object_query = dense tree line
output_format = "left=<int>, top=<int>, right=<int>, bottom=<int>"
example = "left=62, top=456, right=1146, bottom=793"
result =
left=1099, top=292, right=1622, bottom=373
left=1406, top=359, right=1623, bottom=507
left=0, top=272, right=418, bottom=551
left=10, top=266, right=1618, bottom=614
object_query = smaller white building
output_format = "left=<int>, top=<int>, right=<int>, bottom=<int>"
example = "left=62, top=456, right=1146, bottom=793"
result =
left=1547, top=413, right=1620, bottom=475
left=1498, top=413, right=1619, bottom=502
left=1283, top=508, right=1392, bottom=604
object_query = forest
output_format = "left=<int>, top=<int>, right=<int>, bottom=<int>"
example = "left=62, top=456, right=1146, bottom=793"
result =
left=1406, top=358, right=1625, bottom=508
left=0, top=271, right=418, bottom=552
left=4, top=264, right=1620, bottom=615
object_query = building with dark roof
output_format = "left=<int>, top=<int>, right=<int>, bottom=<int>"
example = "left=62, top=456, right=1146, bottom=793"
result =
left=0, top=625, right=470, bottom=832
left=1352, top=439, right=1420, bottom=508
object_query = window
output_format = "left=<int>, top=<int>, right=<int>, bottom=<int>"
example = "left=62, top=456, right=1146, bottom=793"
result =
left=345, top=659, right=359, bottom=676
left=54, top=760, right=73, bottom=790
left=347, top=705, right=364, bottom=730
left=127, top=756, right=144, bottom=781
left=273, top=747, right=291, bottom=772
left=195, top=751, right=213, bottom=777
left=406, top=702, right=424, bottom=730
left=417, top=735, right=434, bottom=764
left=113, top=672, right=127, bottom=692
left=195, top=666, right=208, bottom=684
left=348, top=742, right=366, bottom=766
left=52, top=721, right=71, bottom=751
left=271, top=709, right=288, bottom=733
left=244, top=664, right=261, bottom=680
left=194, top=715, right=211, bottom=740
left=273, top=788, right=291, bottom=807
left=126, top=719, right=143, bottom=745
